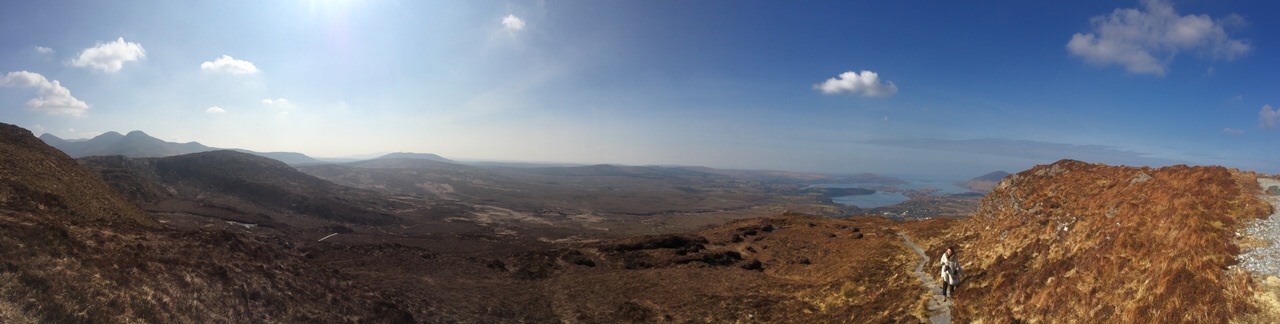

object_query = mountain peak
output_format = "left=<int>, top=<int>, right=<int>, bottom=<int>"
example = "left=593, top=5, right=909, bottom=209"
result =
left=124, top=130, right=152, bottom=138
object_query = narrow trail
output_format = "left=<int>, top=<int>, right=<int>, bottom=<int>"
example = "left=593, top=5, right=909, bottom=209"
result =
left=898, top=231, right=952, bottom=324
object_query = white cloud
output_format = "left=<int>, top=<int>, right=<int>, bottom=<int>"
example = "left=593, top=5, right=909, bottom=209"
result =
left=0, top=71, right=90, bottom=116
left=1222, top=127, right=1243, bottom=135
left=1261, top=105, right=1279, bottom=128
left=1067, top=0, right=1251, bottom=76
left=261, top=98, right=290, bottom=106
left=502, top=14, right=526, bottom=32
left=814, top=70, right=898, bottom=97
left=263, top=98, right=294, bottom=117
left=69, top=37, right=146, bottom=73
left=206, top=106, right=226, bottom=114
left=33, top=46, right=54, bottom=55
left=200, top=55, right=260, bottom=75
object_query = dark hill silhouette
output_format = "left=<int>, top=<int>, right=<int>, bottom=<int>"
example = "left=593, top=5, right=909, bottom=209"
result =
left=79, top=150, right=402, bottom=226
left=0, top=123, right=422, bottom=322
left=959, top=170, right=1009, bottom=192
left=40, top=130, right=319, bottom=165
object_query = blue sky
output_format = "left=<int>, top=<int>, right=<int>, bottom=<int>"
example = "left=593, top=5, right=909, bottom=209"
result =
left=1, top=0, right=1277, bottom=177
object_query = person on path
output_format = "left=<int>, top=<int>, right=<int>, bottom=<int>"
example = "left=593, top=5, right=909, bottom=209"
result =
left=940, top=247, right=961, bottom=300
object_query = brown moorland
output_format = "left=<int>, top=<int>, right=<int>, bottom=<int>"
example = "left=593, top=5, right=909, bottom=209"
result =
left=0, top=123, right=424, bottom=323
left=6, top=120, right=1280, bottom=323
left=932, top=160, right=1273, bottom=322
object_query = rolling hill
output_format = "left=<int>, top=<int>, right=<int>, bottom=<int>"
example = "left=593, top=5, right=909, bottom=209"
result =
left=0, top=122, right=422, bottom=322
left=40, top=130, right=320, bottom=165
left=959, top=170, right=1010, bottom=193
left=79, top=150, right=403, bottom=226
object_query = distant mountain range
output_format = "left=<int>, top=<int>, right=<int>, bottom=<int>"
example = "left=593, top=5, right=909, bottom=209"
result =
left=40, top=131, right=211, bottom=159
left=374, top=152, right=454, bottom=163
left=40, top=131, right=324, bottom=165
left=960, top=171, right=1010, bottom=193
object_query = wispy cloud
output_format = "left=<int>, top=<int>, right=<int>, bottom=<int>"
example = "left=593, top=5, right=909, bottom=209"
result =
left=262, top=98, right=294, bottom=117
left=1261, top=105, right=1279, bottom=128
left=205, top=106, right=226, bottom=114
left=1067, top=0, right=1250, bottom=76
left=69, top=37, right=146, bottom=73
left=200, top=55, right=259, bottom=75
left=261, top=98, right=290, bottom=106
left=502, top=14, right=526, bottom=32
left=814, top=70, right=898, bottom=97
left=0, top=71, right=90, bottom=116
left=1222, top=127, right=1243, bottom=135
left=33, top=46, right=54, bottom=55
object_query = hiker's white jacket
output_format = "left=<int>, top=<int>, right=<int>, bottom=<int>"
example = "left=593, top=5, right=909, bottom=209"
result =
left=940, top=253, right=960, bottom=285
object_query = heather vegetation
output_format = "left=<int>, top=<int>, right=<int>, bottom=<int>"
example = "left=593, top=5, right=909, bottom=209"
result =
left=939, top=160, right=1273, bottom=322
left=3, top=121, right=1280, bottom=322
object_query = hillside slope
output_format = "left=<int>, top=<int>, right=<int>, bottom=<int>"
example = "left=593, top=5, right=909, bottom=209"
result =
left=79, top=151, right=403, bottom=226
left=0, top=127, right=154, bottom=226
left=0, top=123, right=421, bottom=322
left=938, top=160, right=1272, bottom=322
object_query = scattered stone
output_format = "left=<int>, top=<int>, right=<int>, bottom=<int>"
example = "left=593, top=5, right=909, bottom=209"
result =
left=742, top=260, right=764, bottom=271
left=1035, top=163, right=1069, bottom=177
left=730, top=234, right=744, bottom=243
left=797, top=257, right=811, bottom=265
left=1238, top=178, right=1280, bottom=276
left=1130, top=172, right=1153, bottom=185
left=853, top=233, right=864, bottom=239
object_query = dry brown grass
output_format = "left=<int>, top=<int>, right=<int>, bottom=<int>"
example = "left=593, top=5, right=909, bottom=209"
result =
left=526, top=214, right=928, bottom=323
left=943, top=160, right=1272, bottom=322
left=0, top=210, right=429, bottom=323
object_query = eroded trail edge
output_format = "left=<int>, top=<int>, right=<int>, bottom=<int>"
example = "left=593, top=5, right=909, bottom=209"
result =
left=898, top=231, right=951, bottom=324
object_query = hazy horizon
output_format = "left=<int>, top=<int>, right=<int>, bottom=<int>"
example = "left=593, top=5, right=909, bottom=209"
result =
left=3, top=1, right=1278, bottom=177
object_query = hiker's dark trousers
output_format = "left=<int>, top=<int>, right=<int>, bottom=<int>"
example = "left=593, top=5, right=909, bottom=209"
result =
left=942, top=282, right=954, bottom=297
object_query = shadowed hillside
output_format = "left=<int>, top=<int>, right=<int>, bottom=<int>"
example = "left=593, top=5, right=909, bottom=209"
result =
left=0, top=123, right=422, bottom=322
left=935, top=160, right=1273, bottom=322
left=40, top=130, right=320, bottom=164
left=79, top=151, right=403, bottom=227
left=0, top=127, right=154, bottom=226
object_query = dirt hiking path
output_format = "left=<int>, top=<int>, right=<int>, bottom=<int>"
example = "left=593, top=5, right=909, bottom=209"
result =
left=899, top=232, right=952, bottom=324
